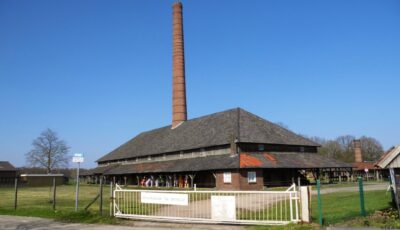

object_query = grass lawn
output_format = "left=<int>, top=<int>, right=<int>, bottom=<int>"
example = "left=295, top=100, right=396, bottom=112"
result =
left=311, top=189, right=391, bottom=225
left=0, top=183, right=214, bottom=222
left=251, top=189, right=392, bottom=230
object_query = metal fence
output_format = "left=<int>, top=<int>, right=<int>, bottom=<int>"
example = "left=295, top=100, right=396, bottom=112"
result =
left=0, top=178, right=107, bottom=214
left=113, top=184, right=300, bottom=225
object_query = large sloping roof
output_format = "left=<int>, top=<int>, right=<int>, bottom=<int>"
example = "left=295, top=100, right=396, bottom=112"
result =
left=240, top=152, right=352, bottom=169
left=0, top=161, right=16, bottom=171
left=105, top=154, right=239, bottom=175
left=97, top=108, right=319, bottom=163
left=96, top=152, right=350, bottom=175
left=80, top=164, right=120, bottom=176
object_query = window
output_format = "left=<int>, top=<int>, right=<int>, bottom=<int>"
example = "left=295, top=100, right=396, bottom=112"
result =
left=147, top=156, right=151, bottom=161
left=223, top=172, right=232, bottom=183
left=300, top=146, right=305, bottom=152
left=248, top=171, right=256, bottom=183
left=258, top=144, right=265, bottom=151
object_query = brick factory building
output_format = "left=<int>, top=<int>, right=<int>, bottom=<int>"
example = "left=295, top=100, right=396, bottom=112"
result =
left=352, top=139, right=387, bottom=180
left=84, top=3, right=350, bottom=190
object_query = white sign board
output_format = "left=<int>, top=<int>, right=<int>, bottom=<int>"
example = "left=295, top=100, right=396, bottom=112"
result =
left=211, top=196, right=236, bottom=221
left=72, top=153, right=84, bottom=163
left=141, top=192, right=188, bottom=206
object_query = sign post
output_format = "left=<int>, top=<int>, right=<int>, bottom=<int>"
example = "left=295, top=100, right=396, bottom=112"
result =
left=73, top=153, right=84, bottom=212
left=364, top=168, right=369, bottom=181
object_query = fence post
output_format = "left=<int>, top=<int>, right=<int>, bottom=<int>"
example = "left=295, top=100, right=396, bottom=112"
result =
left=99, top=176, right=103, bottom=215
left=358, top=176, right=366, bottom=216
left=110, top=181, right=114, bottom=217
left=317, top=179, right=323, bottom=226
left=53, top=177, right=56, bottom=210
left=14, top=177, right=18, bottom=210
left=75, top=162, right=80, bottom=212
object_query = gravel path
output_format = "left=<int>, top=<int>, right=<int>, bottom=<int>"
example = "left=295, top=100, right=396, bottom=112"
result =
left=0, top=215, right=244, bottom=230
left=155, top=193, right=291, bottom=218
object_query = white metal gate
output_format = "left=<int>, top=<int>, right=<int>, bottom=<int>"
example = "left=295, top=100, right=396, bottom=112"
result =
left=113, top=184, right=300, bottom=225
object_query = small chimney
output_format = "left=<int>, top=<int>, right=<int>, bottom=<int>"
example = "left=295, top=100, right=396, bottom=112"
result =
left=172, top=2, right=187, bottom=128
left=353, top=139, right=363, bottom=163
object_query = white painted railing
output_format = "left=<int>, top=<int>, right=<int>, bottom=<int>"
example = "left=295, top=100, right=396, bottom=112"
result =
left=113, top=184, right=300, bottom=225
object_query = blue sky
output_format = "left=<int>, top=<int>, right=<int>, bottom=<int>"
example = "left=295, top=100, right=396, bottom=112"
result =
left=1, top=0, right=399, bottom=168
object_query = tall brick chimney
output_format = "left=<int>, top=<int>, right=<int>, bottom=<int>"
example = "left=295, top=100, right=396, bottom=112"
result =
left=353, top=139, right=363, bottom=163
left=172, top=2, right=187, bottom=128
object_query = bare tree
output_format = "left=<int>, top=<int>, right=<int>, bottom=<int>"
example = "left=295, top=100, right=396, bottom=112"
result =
left=25, top=129, right=70, bottom=173
left=319, top=140, right=342, bottom=159
left=360, top=136, right=384, bottom=161
left=307, top=136, right=327, bottom=145
left=315, top=134, right=384, bottom=163
left=335, top=135, right=355, bottom=150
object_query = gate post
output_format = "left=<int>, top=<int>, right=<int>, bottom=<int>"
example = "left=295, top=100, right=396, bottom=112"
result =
left=300, top=186, right=311, bottom=223
left=110, top=181, right=114, bottom=217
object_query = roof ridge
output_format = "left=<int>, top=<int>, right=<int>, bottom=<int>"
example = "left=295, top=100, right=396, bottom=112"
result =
left=149, top=108, right=242, bottom=131
left=148, top=107, right=248, bottom=133
left=237, top=109, right=320, bottom=146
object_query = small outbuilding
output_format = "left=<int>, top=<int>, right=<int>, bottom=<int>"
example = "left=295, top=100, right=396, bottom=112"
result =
left=0, top=161, right=17, bottom=185
left=376, top=145, right=400, bottom=169
left=19, top=174, right=66, bottom=187
left=376, top=145, right=400, bottom=211
left=351, top=140, right=386, bottom=181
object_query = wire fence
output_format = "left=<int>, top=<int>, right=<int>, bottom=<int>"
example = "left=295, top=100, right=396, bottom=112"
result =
left=0, top=178, right=108, bottom=214
left=313, top=178, right=391, bottom=226
left=0, top=177, right=391, bottom=227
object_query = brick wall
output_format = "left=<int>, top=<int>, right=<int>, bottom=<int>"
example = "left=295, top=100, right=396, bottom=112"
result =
left=215, top=169, right=263, bottom=190
left=215, top=170, right=240, bottom=190
left=238, top=169, right=263, bottom=190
